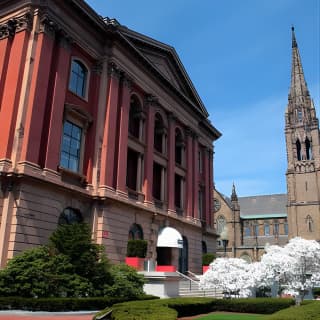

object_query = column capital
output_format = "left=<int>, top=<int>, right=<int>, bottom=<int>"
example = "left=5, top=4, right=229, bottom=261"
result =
left=39, top=13, right=58, bottom=38
left=0, top=19, right=16, bottom=40
left=15, top=11, right=33, bottom=33
left=108, top=62, right=121, bottom=79
left=92, top=59, right=104, bottom=75
left=185, top=126, right=194, bottom=137
left=167, top=112, right=177, bottom=123
left=121, top=73, right=133, bottom=89
left=144, top=94, right=159, bottom=107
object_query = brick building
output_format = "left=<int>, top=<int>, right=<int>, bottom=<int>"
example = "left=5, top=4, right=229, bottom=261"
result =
left=0, top=0, right=221, bottom=273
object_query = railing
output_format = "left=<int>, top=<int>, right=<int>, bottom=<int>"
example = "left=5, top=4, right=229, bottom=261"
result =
left=187, top=270, right=201, bottom=280
left=176, top=270, right=200, bottom=291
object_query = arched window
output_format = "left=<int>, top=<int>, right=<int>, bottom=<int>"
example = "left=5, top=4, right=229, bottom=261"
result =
left=284, top=220, right=288, bottom=235
left=244, top=221, right=251, bottom=237
left=306, top=215, right=313, bottom=232
left=305, top=137, right=312, bottom=160
left=154, top=113, right=166, bottom=154
left=58, top=207, right=83, bottom=225
left=69, top=59, right=88, bottom=98
left=296, top=139, right=301, bottom=161
left=216, top=215, right=226, bottom=234
left=264, top=222, right=270, bottom=236
left=128, top=223, right=143, bottom=240
left=128, top=96, right=143, bottom=139
left=175, top=128, right=184, bottom=166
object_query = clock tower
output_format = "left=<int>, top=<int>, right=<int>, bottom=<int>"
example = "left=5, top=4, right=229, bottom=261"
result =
left=285, top=27, right=320, bottom=240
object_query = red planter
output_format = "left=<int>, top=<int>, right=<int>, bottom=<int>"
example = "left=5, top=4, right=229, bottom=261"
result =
left=125, top=257, right=145, bottom=271
left=202, top=265, right=209, bottom=274
left=156, top=265, right=176, bottom=272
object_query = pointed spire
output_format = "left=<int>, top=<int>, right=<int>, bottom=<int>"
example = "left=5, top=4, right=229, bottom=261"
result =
left=289, top=26, right=309, bottom=101
left=231, top=183, right=238, bottom=202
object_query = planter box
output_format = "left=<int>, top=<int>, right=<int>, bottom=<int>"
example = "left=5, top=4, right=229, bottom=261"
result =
left=202, top=265, right=209, bottom=274
left=125, top=257, right=145, bottom=271
left=156, top=265, right=176, bottom=272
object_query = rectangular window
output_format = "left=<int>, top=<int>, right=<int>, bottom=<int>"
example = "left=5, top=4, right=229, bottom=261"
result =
left=264, top=223, right=270, bottom=236
left=126, top=148, right=138, bottom=191
left=60, top=121, right=82, bottom=172
left=244, top=225, right=251, bottom=237
left=274, top=223, right=279, bottom=235
left=284, top=222, right=288, bottom=235
left=198, top=149, right=203, bottom=173
left=153, top=162, right=162, bottom=201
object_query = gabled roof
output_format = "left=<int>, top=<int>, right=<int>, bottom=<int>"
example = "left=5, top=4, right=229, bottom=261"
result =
left=239, top=194, right=287, bottom=219
left=115, top=25, right=209, bottom=117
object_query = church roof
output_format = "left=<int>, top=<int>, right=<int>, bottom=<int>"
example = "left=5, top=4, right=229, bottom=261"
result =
left=239, top=194, right=287, bottom=219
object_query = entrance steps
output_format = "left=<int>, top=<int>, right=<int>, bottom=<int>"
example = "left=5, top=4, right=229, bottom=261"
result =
left=177, top=272, right=223, bottom=298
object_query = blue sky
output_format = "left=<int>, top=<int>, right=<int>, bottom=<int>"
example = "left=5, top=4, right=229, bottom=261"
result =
left=86, top=0, right=320, bottom=197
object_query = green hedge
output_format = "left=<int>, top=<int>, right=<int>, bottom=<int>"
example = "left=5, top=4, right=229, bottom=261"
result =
left=264, top=300, right=320, bottom=320
left=202, top=253, right=216, bottom=266
left=0, top=295, right=158, bottom=312
left=94, top=297, right=295, bottom=320
left=126, top=240, right=148, bottom=258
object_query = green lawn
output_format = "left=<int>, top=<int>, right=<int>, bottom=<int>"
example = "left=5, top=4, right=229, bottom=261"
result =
left=197, top=313, right=266, bottom=320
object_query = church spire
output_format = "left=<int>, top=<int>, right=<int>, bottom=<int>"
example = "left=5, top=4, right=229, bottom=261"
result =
left=231, top=183, right=238, bottom=202
left=289, top=26, right=309, bottom=102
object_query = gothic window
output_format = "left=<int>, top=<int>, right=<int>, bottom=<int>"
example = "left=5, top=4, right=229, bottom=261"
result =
left=297, top=110, right=303, bottom=123
left=128, top=223, right=143, bottom=240
left=306, top=215, right=313, bottom=232
left=273, top=220, right=279, bottom=236
left=253, top=221, right=259, bottom=237
left=264, top=222, right=270, bottom=236
left=296, top=139, right=301, bottom=161
left=154, top=113, right=166, bottom=154
left=60, top=121, right=82, bottom=172
left=69, top=59, right=88, bottom=98
left=129, top=95, right=144, bottom=140
left=305, top=137, right=312, bottom=160
left=284, top=220, right=288, bottom=235
left=244, top=222, right=251, bottom=237
left=175, top=128, right=184, bottom=166
left=216, top=215, right=226, bottom=234
left=58, top=207, right=83, bottom=225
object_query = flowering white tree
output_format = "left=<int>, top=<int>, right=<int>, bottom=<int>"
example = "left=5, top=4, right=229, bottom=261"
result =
left=199, top=257, right=255, bottom=297
left=199, top=238, right=320, bottom=303
left=260, top=237, right=320, bottom=302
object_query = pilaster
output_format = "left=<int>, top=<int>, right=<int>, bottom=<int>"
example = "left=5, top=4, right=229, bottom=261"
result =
left=193, top=134, right=199, bottom=219
left=185, top=127, right=194, bottom=218
left=167, top=113, right=176, bottom=213
left=99, top=62, right=121, bottom=190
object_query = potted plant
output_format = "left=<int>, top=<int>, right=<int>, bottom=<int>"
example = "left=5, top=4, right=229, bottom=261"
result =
left=125, top=239, right=148, bottom=270
left=202, top=253, right=216, bottom=273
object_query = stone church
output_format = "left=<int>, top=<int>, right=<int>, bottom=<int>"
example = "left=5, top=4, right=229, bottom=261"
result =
left=213, top=27, right=320, bottom=261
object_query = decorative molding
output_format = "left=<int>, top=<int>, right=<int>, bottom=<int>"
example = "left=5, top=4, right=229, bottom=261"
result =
left=56, top=29, right=72, bottom=50
left=0, top=19, right=16, bottom=40
left=108, top=62, right=121, bottom=79
left=144, top=94, right=159, bottom=108
left=15, top=11, right=33, bottom=33
left=39, top=14, right=57, bottom=38
left=122, top=73, right=133, bottom=89
left=92, top=59, right=103, bottom=75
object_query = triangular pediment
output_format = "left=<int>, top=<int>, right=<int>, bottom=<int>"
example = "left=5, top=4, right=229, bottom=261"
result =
left=117, top=27, right=208, bottom=116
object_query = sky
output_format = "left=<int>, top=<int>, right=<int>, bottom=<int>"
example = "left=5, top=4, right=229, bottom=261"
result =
left=86, top=0, right=320, bottom=197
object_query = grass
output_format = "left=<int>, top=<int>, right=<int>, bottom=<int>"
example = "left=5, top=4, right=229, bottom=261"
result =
left=197, top=313, right=266, bottom=320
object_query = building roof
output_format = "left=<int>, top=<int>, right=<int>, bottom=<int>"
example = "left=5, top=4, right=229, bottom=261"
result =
left=238, top=194, right=287, bottom=219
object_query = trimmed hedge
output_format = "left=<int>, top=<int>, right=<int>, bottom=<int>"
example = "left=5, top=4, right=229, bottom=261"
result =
left=264, top=300, right=320, bottom=320
left=202, top=253, right=216, bottom=266
left=126, top=240, right=148, bottom=258
left=0, top=295, right=158, bottom=312
left=94, top=297, right=295, bottom=320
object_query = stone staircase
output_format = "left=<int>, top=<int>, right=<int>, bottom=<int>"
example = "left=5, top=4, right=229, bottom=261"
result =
left=177, top=272, right=223, bottom=298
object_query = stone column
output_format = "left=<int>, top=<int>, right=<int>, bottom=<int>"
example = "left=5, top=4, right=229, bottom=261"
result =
left=193, top=134, right=199, bottom=219
left=20, top=14, right=56, bottom=164
left=203, top=147, right=211, bottom=225
left=185, top=128, right=194, bottom=218
left=142, top=95, right=156, bottom=204
left=100, top=62, right=121, bottom=190
left=44, top=31, right=72, bottom=171
left=116, top=75, right=132, bottom=195
left=167, top=114, right=176, bottom=213
left=0, top=12, right=32, bottom=160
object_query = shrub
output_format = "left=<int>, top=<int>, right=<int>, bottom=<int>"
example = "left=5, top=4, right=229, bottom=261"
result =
left=264, top=300, right=320, bottom=320
left=126, top=240, right=148, bottom=258
left=202, top=253, right=216, bottom=265
left=103, top=264, right=145, bottom=299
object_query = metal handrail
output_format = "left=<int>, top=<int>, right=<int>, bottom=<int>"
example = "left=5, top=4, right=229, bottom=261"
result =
left=176, top=270, right=200, bottom=291
left=187, top=270, right=201, bottom=280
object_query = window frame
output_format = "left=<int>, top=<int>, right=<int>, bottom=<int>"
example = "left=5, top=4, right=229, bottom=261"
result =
left=68, top=58, right=90, bottom=100
left=59, top=104, right=92, bottom=176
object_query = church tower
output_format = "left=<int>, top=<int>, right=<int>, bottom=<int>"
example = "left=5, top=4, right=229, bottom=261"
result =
left=285, top=27, right=320, bottom=240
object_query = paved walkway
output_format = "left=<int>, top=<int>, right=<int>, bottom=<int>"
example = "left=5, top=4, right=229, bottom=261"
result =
left=0, top=311, right=96, bottom=320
